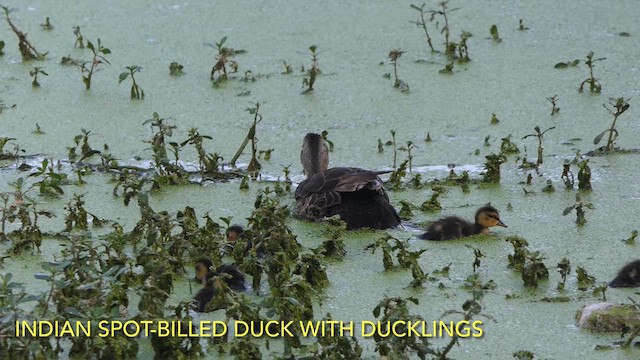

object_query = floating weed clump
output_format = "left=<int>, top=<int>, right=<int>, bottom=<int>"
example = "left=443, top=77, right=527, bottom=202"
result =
left=118, top=65, right=145, bottom=100
left=482, top=153, right=506, bottom=183
left=578, top=51, right=605, bottom=93
left=500, top=135, right=520, bottom=154
left=505, top=236, right=548, bottom=288
left=490, top=113, right=499, bottom=124
left=577, top=159, right=591, bottom=190
left=368, top=235, right=427, bottom=288
left=554, top=58, right=580, bottom=69
left=466, top=245, right=484, bottom=272
left=181, top=128, right=224, bottom=180
left=624, top=230, right=638, bottom=245
left=29, top=158, right=67, bottom=197
left=302, top=45, right=320, bottom=94
left=388, top=49, right=409, bottom=92
left=168, top=61, right=184, bottom=75
left=143, top=112, right=189, bottom=188
left=563, top=193, right=593, bottom=226
left=593, top=97, right=630, bottom=153
left=29, top=66, right=47, bottom=87
left=1, top=5, right=46, bottom=61
left=80, top=38, right=111, bottom=90
left=489, top=24, right=502, bottom=42
left=420, top=186, right=444, bottom=212
left=522, top=126, right=555, bottom=168
left=399, top=200, right=416, bottom=220
left=575, top=266, right=596, bottom=290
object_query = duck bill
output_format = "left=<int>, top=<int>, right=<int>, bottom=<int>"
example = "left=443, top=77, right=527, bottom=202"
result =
left=496, top=219, right=507, bottom=228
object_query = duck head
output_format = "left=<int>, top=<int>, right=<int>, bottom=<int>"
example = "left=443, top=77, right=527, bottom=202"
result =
left=476, top=206, right=507, bottom=230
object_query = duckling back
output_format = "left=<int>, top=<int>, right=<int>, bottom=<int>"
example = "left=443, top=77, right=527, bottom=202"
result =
left=420, top=216, right=479, bottom=240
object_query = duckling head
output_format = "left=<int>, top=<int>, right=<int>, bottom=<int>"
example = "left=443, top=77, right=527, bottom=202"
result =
left=226, top=224, right=244, bottom=244
left=475, top=206, right=507, bottom=231
left=609, top=260, right=640, bottom=288
left=194, top=258, right=214, bottom=283
left=301, top=133, right=329, bottom=176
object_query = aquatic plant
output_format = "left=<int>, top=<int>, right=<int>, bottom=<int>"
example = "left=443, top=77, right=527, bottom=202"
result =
left=40, top=17, right=53, bottom=31
left=321, top=130, right=334, bottom=152
left=594, top=97, right=630, bottom=153
left=522, top=126, right=555, bottom=167
left=29, top=158, right=66, bottom=197
left=576, top=266, right=596, bottom=289
left=554, top=59, right=579, bottom=69
left=209, top=36, right=240, bottom=84
left=578, top=51, right=605, bottom=93
left=490, top=24, right=502, bottom=42
left=577, top=159, right=591, bottom=190
left=500, top=135, right=519, bottom=154
left=80, top=38, right=111, bottom=90
left=371, top=296, right=432, bottom=358
left=490, top=113, right=499, bottom=124
left=482, top=153, right=506, bottom=183
left=541, top=179, right=555, bottom=193
left=302, top=45, right=320, bottom=93
left=456, top=30, right=472, bottom=63
left=73, top=25, right=84, bottom=48
left=142, top=112, right=189, bottom=187
left=388, top=49, right=409, bottom=92
left=399, top=200, right=416, bottom=220
left=518, top=19, right=529, bottom=31
left=181, top=128, right=224, bottom=179
left=563, top=193, right=593, bottom=226
left=420, top=186, right=444, bottom=212
left=29, top=66, right=47, bottom=87
left=556, top=258, right=571, bottom=290
left=514, top=350, right=535, bottom=360
left=410, top=4, right=435, bottom=52
left=561, top=162, right=574, bottom=189
left=168, top=61, right=184, bottom=75
left=521, top=251, right=549, bottom=288
left=68, top=129, right=100, bottom=164
left=624, top=230, right=638, bottom=245
left=0, top=40, right=4, bottom=56
left=399, top=140, right=416, bottom=172
left=466, top=245, right=484, bottom=272
left=281, top=60, right=293, bottom=74
left=1, top=5, right=45, bottom=61
left=230, top=102, right=263, bottom=174
left=118, top=65, right=145, bottom=100
left=546, top=95, right=560, bottom=115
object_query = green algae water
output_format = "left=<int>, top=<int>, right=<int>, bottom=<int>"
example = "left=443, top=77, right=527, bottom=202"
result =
left=1, top=0, right=640, bottom=358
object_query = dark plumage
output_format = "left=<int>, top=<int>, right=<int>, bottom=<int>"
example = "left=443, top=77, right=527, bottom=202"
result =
left=420, top=206, right=507, bottom=240
left=609, top=260, right=640, bottom=288
left=294, top=133, right=401, bottom=230
left=194, top=258, right=246, bottom=291
left=194, top=285, right=216, bottom=312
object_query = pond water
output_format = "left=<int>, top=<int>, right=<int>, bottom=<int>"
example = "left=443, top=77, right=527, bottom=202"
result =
left=1, top=0, right=640, bottom=358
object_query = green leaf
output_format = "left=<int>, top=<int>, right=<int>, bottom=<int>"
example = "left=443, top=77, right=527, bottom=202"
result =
left=562, top=206, right=575, bottom=216
left=118, top=72, right=129, bottom=83
left=554, top=62, right=568, bottom=69
left=102, top=48, right=111, bottom=54
left=410, top=4, right=422, bottom=11
left=86, top=41, right=94, bottom=50
left=593, top=130, right=607, bottom=145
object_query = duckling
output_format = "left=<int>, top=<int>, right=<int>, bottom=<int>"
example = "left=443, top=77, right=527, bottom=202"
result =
left=226, top=224, right=244, bottom=244
left=608, top=260, right=640, bottom=288
left=194, top=258, right=246, bottom=291
left=295, top=133, right=401, bottom=230
left=419, top=206, right=507, bottom=240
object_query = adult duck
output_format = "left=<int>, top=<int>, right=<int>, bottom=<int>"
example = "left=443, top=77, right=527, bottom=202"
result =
left=294, top=133, right=400, bottom=229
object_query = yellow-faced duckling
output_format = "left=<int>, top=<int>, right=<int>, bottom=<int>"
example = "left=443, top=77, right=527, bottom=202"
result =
left=609, top=260, right=640, bottom=288
left=419, top=206, right=507, bottom=240
left=295, top=133, right=401, bottom=229
left=194, top=258, right=246, bottom=291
